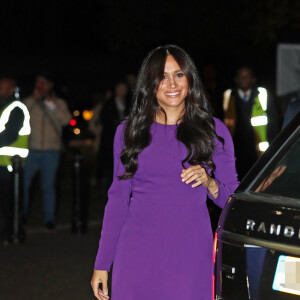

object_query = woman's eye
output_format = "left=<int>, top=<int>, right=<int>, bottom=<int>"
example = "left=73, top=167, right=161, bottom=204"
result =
left=176, top=73, right=184, bottom=77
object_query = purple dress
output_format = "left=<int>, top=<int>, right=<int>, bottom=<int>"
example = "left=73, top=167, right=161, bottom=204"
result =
left=94, top=118, right=239, bottom=300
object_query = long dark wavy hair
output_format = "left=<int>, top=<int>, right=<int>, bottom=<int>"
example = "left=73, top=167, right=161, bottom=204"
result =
left=119, top=44, right=223, bottom=180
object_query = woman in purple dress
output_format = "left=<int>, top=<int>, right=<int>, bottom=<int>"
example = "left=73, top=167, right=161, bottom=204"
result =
left=91, top=45, right=239, bottom=300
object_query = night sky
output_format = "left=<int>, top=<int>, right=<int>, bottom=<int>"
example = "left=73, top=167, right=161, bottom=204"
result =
left=1, top=0, right=300, bottom=109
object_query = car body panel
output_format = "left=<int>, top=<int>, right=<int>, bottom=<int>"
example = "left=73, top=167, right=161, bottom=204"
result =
left=214, top=113, right=300, bottom=300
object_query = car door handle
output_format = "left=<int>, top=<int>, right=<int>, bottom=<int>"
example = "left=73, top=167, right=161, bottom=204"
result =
left=222, top=264, right=236, bottom=274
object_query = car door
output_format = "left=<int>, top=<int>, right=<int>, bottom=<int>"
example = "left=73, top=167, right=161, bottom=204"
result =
left=214, top=113, right=300, bottom=300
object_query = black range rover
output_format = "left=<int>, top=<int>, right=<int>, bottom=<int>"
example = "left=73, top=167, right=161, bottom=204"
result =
left=214, top=113, right=300, bottom=300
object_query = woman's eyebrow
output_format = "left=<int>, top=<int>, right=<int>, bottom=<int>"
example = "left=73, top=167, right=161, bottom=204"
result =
left=163, top=69, right=183, bottom=74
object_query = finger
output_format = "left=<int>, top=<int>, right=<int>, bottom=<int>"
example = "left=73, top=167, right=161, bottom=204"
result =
left=181, top=166, right=202, bottom=181
left=181, top=166, right=196, bottom=175
left=191, top=174, right=210, bottom=188
left=182, top=168, right=204, bottom=183
left=97, top=281, right=109, bottom=299
left=181, top=165, right=200, bottom=175
left=92, top=283, right=102, bottom=300
left=186, top=165, right=203, bottom=174
left=191, top=180, right=203, bottom=188
left=99, top=295, right=109, bottom=300
left=101, top=278, right=109, bottom=298
left=99, top=290, right=110, bottom=300
left=93, top=289, right=102, bottom=300
left=185, top=173, right=203, bottom=184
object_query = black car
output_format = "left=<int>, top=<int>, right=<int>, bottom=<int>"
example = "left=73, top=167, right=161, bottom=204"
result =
left=214, top=113, right=300, bottom=300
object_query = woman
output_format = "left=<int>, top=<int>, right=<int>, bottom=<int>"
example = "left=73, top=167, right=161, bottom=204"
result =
left=91, top=45, right=239, bottom=300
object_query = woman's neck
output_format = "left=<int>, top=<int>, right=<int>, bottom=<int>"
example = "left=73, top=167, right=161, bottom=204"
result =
left=155, top=108, right=184, bottom=125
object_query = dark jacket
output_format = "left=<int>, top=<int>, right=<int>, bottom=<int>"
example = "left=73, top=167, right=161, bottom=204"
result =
left=224, top=87, right=279, bottom=180
left=98, top=98, right=129, bottom=172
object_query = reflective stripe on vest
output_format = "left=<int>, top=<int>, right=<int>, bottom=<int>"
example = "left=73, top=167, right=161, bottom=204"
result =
left=223, top=89, right=232, bottom=112
left=251, top=87, right=269, bottom=153
left=251, top=116, right=268, bottom=126
left=0, top=101, right=30, bottom=167
left=0, top=147, right=29, bottom=157
left=257, top=87, right=267, bottom=110
left=0, top=101, right=31, bottom=135
left=258, top=141, right=269, bottom=152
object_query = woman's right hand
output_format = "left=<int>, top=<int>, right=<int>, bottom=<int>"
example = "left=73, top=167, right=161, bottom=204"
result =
left=91, top=270, right=109, bottom=300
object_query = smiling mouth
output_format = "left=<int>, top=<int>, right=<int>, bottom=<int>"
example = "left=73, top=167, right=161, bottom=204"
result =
left=165, top=91, right=180, bottom=96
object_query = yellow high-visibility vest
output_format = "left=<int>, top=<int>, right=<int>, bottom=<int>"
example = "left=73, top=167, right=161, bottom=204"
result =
left=251, top=88, right=269, bottom=153
left=0, top=101, right=30, bottom=171
left=223, top=87, right=269, bottom=155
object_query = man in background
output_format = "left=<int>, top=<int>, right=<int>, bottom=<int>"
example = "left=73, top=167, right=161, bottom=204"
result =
left=0, top=77, right=29, bottom=243
left=23, top=74, right=71, bottom=232
left=223, top=67, right=278, bottom=180
left=98, top=82, right=128, bottom=191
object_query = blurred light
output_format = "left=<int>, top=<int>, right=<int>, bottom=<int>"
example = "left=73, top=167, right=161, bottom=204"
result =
left=83, top=110, right=93, bottom=121
left=212, top=232, right=218, bottom=300
left=7, top=165, right=13, bottom=172
left=274, top=210, right=283, bottom=215
left=14, top=87, right=20, bottom=99
left=73, top=128, right=80, bottom=135
left=73, top=110, right=80, bottom=117
left=70, top=119, right=77, bottom=126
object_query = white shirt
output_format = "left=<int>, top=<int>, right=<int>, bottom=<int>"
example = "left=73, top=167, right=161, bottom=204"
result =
left=238, top=89, right=252, bottom=102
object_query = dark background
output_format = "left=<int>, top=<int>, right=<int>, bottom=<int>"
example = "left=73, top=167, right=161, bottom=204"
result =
left=1, top=0, right=300, bottom=110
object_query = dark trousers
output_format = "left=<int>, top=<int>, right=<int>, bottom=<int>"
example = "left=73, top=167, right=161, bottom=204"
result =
left=0, top=166, right=13, bottom=239
left=24, top=150, right=60, bottom=224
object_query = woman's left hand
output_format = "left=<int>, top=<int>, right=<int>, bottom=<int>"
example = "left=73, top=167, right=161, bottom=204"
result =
left=181, top=165, right=213, bottom=188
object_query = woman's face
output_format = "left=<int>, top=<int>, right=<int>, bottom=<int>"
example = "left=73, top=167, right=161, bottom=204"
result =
left=156, top=55, right=188, bottom=111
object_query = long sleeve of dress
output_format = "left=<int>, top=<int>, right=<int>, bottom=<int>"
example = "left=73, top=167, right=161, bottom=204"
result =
left=94, top=123, right=131, bottom=271
left=207, top=118, right=239, bottom=208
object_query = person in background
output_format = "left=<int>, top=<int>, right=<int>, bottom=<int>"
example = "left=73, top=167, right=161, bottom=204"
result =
left=202, top=64, right=223, bottom=120
left=126, top=73, right=137, bottom=92
left=89, top=90, right=112, bottom=187
left=223, top=67, right=278, bottom=180
left=98, top=82, right=128, bottom=191
left=89, top=89, right=113, bottom=154
left=126, top=73, right=136, bottom=111
left=23, top=73, right=71, bottom=232
left=0, top=77, right=30, bottom=243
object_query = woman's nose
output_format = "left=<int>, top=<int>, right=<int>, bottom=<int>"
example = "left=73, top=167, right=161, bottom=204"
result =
left=168, top=77, right=176, bottom=88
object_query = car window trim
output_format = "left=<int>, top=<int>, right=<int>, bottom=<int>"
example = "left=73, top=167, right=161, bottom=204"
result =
left=220, top=229, right=300, bottom=256
left=233, top=191, right=300, bottom=208
left=239, top=122, right=300, bottom=194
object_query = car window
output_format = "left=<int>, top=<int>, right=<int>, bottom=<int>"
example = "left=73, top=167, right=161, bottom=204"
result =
left=251, top=136, right=300, bottom=199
